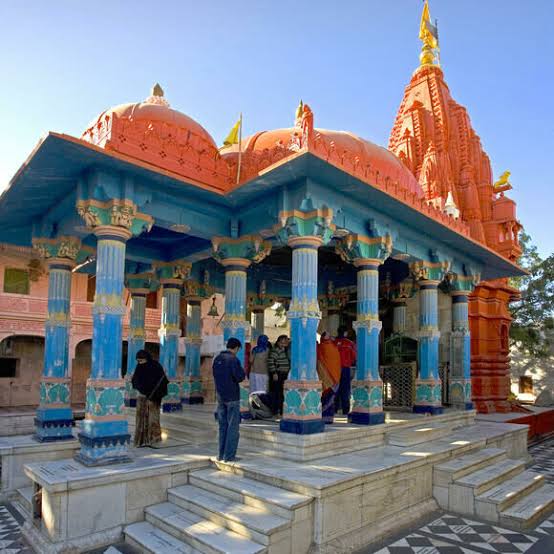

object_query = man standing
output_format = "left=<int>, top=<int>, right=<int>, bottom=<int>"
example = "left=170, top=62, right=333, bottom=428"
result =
left=335, top=326, right=356, bottom=415
left=213, top=338, right=245, bottom=462
left=268, top=334, right=290, bottom=415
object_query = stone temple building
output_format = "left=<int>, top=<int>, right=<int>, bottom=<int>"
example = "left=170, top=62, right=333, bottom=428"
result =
left=0, top=3, right=552, bottom=554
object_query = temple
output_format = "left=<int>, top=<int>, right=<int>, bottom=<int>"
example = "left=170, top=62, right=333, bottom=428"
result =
left=1, top=3, right=551, bottom=554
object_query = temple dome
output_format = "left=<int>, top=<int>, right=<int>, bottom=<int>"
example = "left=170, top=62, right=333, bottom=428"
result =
left=81, top=85, right=230, bottom=190
left=223, top=126, right=423, bottom=198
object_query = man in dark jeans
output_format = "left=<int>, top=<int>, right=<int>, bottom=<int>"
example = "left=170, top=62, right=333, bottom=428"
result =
left=213, top=337, right=245, bottom=462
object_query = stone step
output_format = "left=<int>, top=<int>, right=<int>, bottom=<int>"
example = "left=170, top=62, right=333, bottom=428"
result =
left=169, top=484, right=290, bottom=546
left=387, top=424, right=451, bottom=447
left=475, top=470, right=545, bottom=522
left=433, top=448, right=507, bottom=486
left=499, top=484, right=554, bottom=530
left=145, top=501, right=266, bottom=554
left=190, top=468, right=312, bottom=520
left=16, top=486, right=33, bottom=514
left=448, top=458, right=526, bottom=516
left=125, top=521, right=197, bottom=553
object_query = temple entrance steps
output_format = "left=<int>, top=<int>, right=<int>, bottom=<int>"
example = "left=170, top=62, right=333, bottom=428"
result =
left=433, top=447, right=554, bottom=530
left=387, top=423, right=451, bottom=446
left=123, top=463, right=313, bottom=554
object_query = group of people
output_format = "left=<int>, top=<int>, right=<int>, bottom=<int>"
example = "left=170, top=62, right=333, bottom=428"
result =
left=129, top=326, right=357, bottom=464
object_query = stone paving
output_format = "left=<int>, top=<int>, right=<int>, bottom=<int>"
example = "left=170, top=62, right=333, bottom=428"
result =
left=1, top=436, right=553, bottom=554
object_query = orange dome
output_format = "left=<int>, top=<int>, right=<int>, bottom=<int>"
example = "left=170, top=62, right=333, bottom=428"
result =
left=223, top=126, right=424, bottom=198
left=81, top=85, right=231, bottom=191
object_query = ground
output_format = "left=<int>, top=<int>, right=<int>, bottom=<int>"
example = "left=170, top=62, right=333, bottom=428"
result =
left=1, top=436, right=553, bottom=554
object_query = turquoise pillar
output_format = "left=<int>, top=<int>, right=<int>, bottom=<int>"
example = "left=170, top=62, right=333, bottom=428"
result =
left=349, top=259, right=384, bottom=425
left=449, top=293, right=473, bottom=410
left=35, top=258, right=75, bottom=441
left=280, top=236, right=324, bottom=434
left=124, top=287, right=148, bottom=408
left=76, top=226, right=132, bottom=465
left=221, top=259, right=251, bottom=419
left=159, top=280, right=183, bottom=412
left=183, top=300, right=203, bottom=404
left=413, top=280, right=443, bottom=414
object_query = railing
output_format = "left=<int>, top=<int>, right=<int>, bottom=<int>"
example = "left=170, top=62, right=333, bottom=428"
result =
left=379, top=362, right=417, bottom=409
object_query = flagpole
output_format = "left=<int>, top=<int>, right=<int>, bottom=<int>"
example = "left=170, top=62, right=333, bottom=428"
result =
left=236, top=113, right=243, bottom=186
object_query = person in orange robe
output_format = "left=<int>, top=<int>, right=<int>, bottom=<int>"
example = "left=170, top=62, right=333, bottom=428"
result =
left=316, top=332, right=342, bottom=424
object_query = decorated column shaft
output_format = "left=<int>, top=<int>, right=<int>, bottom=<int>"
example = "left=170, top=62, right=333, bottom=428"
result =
left=213, top=235, right=271, bottom=420
left=32, top=237, right=81, bottom=441
left=336, top=232, right=391, bottom=425
left=276, top=203, right=334, bottom=434
left=449, top=273, right=479, bottom=410
left=281, top=235, right=324, bottom=433
left=252, top=310, right=265, bottom=342
left=77, top=226, right=132, bottom=464
left=124, top=275, right=151, bottom=407
left=411, top=260, right=450, bottom=415
left=392, top=302, right=407, bottom=334
left=249, top=280, right=272, bottom=343
left=75, top=197, right=153, bottom=465
left=183, top=300, right=203, bottom=404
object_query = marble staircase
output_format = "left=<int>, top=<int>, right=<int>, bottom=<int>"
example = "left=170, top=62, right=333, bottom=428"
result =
left=433, top=447, right=554, bottom=530
left=123, top=464, right=313, bottom=554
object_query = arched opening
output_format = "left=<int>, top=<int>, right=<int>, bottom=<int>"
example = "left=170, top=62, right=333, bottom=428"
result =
left=0, top=335, right=44, bottom=408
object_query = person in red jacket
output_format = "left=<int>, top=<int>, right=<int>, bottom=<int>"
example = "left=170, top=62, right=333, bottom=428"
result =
left=334, top=326, right=356, bottom=415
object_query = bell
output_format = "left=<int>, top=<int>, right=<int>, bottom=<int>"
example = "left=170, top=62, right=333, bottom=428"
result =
left=208, top=296, right=219, bottom=317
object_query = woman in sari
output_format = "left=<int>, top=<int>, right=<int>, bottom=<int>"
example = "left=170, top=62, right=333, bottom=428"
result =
left=131, top=349, right=168, bottom=447
left=316, top=332, right=342, bottom=423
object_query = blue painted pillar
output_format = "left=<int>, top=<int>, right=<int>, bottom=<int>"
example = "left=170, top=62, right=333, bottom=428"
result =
left=159, top=280, right=182, bottom=412
left=76, top=227, right=132, bottom=466
left=449, top=293, right=473, bottom=410
left=280, top=236, right=324, bottom=435
left=124, top=290, right=147, bottom=407
left=392, top=301, right=407, bottom=334
left=183, top=300, right=203, bottom=404
left=349, top=259, right=384, bottom=425
left=35, top=259, right=75, bottom=441
left=414, top=280, right=443, bottom=414
left=221, top=259, right=251, bottom=419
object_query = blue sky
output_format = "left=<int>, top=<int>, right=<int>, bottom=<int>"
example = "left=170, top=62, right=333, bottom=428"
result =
left=0, top=0, right=552, bottom=256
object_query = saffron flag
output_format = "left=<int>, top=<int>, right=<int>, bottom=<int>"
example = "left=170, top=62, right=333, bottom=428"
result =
left=223, top=116, right=241, bottom=147
left=419, top=1, right=438, bottom=49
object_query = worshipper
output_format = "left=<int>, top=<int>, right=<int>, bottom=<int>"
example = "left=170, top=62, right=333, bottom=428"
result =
left=316, top=332, right=342, bottom=423
left=213, top=337, right=245, bottom=462
left=249, top=334, right=271, bottom=393
left=268, top=334, right=291, bottom=415
left=131, top=349, right=168, bottom=447
left=334, top=326, right=357, bottom=415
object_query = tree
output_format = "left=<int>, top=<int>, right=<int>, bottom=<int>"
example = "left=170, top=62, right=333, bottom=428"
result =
left=510, top=232, right=554, bottom=357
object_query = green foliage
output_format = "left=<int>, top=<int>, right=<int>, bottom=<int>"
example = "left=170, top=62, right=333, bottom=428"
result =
left=510, top=232, right=554, bottom=357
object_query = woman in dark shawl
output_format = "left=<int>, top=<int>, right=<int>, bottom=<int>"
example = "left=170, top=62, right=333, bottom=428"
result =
left=131, top=349, right=168, bottom=447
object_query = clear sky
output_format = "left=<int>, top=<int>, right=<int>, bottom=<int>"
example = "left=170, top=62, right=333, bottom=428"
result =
left=0, top=0, right=552, bottom=256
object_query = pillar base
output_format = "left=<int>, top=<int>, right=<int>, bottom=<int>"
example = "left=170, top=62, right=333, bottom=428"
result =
left=348, top=411, right=385, bottom=425
left=449, top=379, right=473, bottom=411
left=413, top=404, right=444, bottom=415
left=240, top=380, right=250, bottom=420
left=34, top=408, right=75, bottom=442
left=124, top=377, right=137, bottom=408
left=76, top=431, right=131, bottom=466
left=280, top=418, right=325, bottom=434
left=280, top=380, right=324, bottom=435
left=162, top=401, right=183, bottom=413
left=349, top=379, right=384, bottom=426
left=182, top=396, right=204, bottom=405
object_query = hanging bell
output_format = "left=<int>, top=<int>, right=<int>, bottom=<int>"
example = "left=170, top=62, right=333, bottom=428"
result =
left=208, top=296, right=219, bottom=317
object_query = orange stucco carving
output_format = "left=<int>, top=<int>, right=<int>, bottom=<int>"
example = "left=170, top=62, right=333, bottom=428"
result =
left=389, top=63, right=522, bottom=413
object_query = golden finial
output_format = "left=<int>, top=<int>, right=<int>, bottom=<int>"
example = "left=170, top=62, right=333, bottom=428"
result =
left=295, top=99, right=304, bottom=121
left=418, top=1, right=440, bottom=68
left=151, top=83, right=164, bottom=97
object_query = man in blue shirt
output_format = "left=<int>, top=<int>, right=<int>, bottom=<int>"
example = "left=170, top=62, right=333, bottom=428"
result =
left=212, top=337, right=245, bottom=462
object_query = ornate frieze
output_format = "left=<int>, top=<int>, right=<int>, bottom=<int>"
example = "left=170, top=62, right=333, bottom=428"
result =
left=32, top=236, right=81, bottom=261
left=211, top=235, right=271, bottom=265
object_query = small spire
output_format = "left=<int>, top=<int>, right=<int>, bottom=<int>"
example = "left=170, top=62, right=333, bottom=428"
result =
left=418, top=1, right=440, bottom=68
left=151, top=83, right=164, bottom=97
left=295, top=99, right=304, bottom=123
